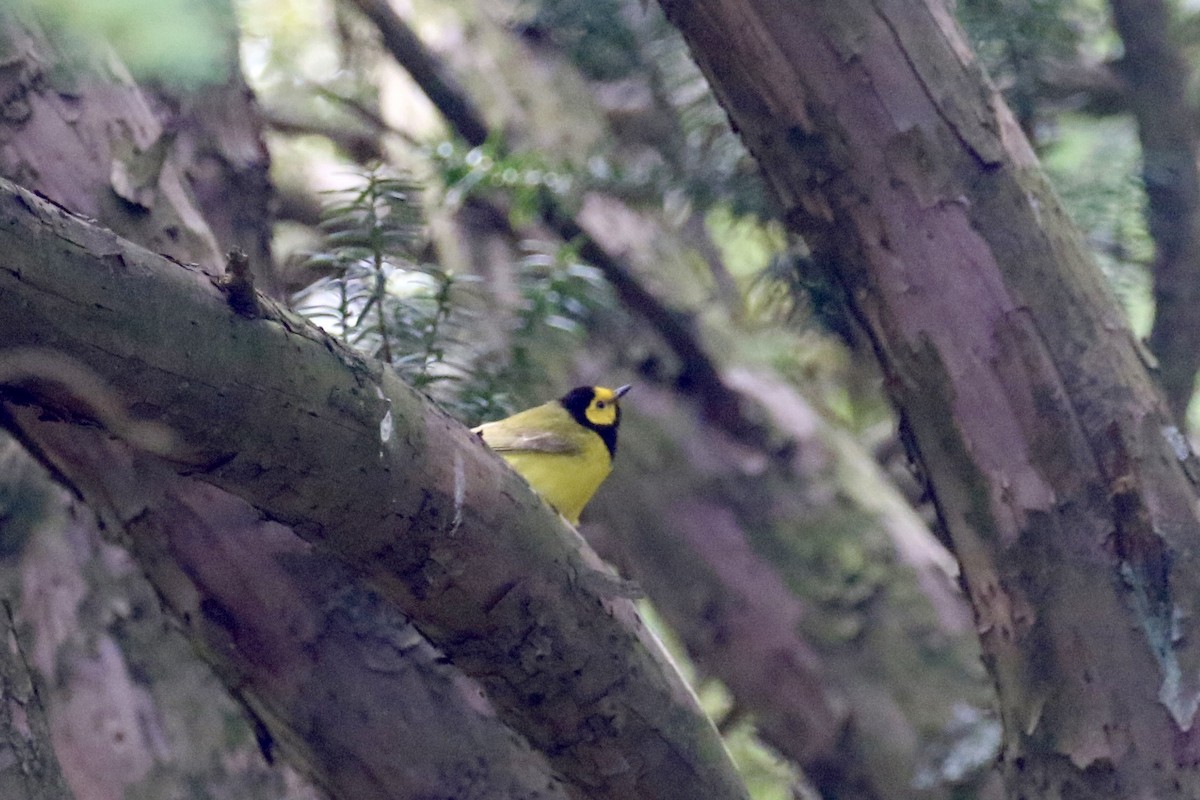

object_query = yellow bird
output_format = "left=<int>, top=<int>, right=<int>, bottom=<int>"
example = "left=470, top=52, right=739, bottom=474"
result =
left=473, top=385, right=631, bottom=524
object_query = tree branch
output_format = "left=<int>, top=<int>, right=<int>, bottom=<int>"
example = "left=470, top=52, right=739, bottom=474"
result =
left=0, top=179, right=748, bottom=800
left=341, top=0, right=489, bottom=147
left=260, top=104, right=385, bottom=164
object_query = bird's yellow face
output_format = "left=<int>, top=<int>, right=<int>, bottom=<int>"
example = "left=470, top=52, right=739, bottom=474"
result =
left=558, top=384, right=631, bottom=458
left=583, top=385, right=626, bottom=428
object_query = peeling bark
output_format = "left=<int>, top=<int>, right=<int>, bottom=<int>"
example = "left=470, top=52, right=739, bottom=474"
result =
left=152, top=80, right=279, bottom=295
left=140, top=0, right=279, bottom=294
left=659, top=0, right=1200, bottom=796
left=0, top=6, right=223, bottom=272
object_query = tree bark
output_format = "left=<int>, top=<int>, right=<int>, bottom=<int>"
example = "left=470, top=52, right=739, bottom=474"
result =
left=135, top=0, right=281, bottom=294
left=659, top=0, right=1200, bottom=797
left=152, top=79, right=281, bottom=295
left=13, top=479, right=300, bottom=800
left=9, top=424, right=571, bottom=800
left=589, top=376, right=999, bottom=800
left=1109, top=0, right=1200, bottom=420
left=0, top=9, right=317, bottom=799
left=0, top=549, right=72, bottom=800
left=0, top=179, right=749, bottom=800
left=0, top=6, right=223, bottom=273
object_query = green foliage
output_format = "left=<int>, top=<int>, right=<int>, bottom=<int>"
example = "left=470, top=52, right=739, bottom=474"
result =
left=295, top=167, right=473, bottom=387
left=430, top=140, right=575, bottom=223
left=748, top=249, right=861, bottom=350
left=956, top=0, right=1106, bottom=134
left=645, top=16, right=768, bottom=217
left=513, top=0, right=643, bottom=81
left=296, top=164, right=612, bottom=423
left=511, top=0, right=769, bottom=217
left=1043, top=116, right=1154, bottom=334
left=29, top=0, right=231, bottom=86
left=452, top=239, right=614, bottom=424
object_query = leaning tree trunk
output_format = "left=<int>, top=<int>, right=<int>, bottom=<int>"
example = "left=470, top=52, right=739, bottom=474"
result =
left=659, top=0, right=1200, bottom=797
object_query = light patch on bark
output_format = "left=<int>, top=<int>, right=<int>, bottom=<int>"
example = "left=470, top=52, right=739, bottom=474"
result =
left=1162, top=425, right=1190, bottom=462
left=1120, top=560, right=1199, bottom=730
left=0, top=348, right=175, bottom=456
left=379, top=408, right=394, bottom=444
left=451, top=450, right=466, bottom=537
left=376, top=384, right=394, bottom=453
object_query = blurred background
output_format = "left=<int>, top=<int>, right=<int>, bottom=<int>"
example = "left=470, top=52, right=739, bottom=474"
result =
left=0, top=0, right=1185, bottom=798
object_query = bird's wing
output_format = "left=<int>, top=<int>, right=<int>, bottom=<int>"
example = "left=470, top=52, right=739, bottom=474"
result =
left=473, top=423, right=582, bottom=455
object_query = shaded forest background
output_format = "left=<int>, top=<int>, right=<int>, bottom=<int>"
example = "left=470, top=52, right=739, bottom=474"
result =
left=2, top=0, right=1200, bottom=798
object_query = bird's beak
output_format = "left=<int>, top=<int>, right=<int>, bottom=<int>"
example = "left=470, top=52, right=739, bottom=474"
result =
left=615, top=384, right=632, bottom=399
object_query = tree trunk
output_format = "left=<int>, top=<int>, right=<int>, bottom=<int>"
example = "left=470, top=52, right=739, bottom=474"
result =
left=1108, top=0, right=1200, bottom=420
left=659, top=0, right=1200, bottom=797
left=589, top=375, right=1000, bottom=800
left=0, top=6, right=223, bottom=272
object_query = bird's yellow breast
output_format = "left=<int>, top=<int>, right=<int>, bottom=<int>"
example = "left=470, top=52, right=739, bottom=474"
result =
left=492, top=432, right=612, bottom=524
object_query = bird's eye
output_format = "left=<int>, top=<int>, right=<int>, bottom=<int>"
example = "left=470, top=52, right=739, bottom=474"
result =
left=597, top=401, right=606, bottom=409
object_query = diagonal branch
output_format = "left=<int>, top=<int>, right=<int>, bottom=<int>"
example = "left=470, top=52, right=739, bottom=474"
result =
left=0, top=179, right=749, bottom=800
left=343, top=0, right=489, bottom=147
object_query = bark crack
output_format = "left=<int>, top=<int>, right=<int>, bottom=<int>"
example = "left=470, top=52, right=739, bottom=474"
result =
left=870, top=0, right=1001, bottom=170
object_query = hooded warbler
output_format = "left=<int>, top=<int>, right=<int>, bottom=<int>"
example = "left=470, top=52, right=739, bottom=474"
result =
left=473, top=385, right=631, bottom=524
